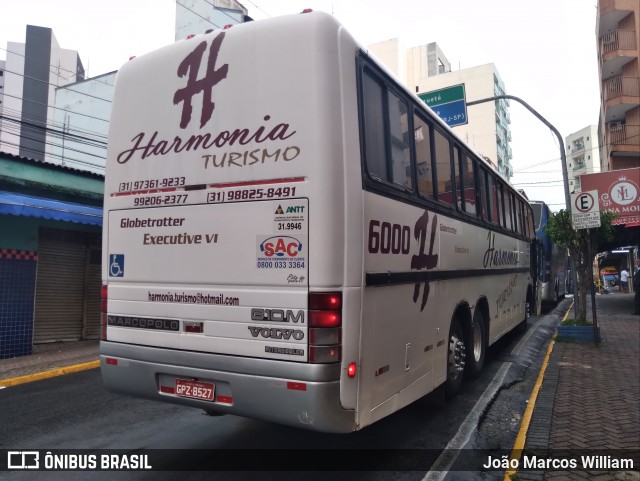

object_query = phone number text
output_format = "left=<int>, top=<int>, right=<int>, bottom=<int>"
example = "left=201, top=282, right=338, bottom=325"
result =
left=133, top=194, right=189, bottom=207
left=119, top=176, right=186, bottom=192
left=208, top=187, right=297, bottom=203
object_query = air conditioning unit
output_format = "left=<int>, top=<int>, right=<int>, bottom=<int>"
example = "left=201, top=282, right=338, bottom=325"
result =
left=609, top=121, right=623, bottom=131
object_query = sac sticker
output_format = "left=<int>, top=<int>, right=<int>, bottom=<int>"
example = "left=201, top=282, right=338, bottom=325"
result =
left=256, top=235, right=306, bottom=269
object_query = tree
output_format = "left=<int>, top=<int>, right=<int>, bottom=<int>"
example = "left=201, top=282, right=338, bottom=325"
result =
left=543, top=209, right=616, bottom=322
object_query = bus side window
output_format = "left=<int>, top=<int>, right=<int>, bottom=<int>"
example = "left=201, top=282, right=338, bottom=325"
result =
left=462, top=154, right=477, bottom=216
left=415, top=114, right=434, bottom=199
left=453, top=147, right=462, bottom=211
left=503, top=189, right=513, bottom=231
left=362, top=71, right=387, bottom=182
left=488, top=175, right=501, bottom=225
left=387, top=90, right=412, bottom=189
left=433, top=128, right=452, bottom=205
left=479, top=168, right=489, bottom=221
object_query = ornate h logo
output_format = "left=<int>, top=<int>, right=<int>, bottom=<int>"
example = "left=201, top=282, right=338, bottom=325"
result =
left=173, top=32, right=229, bottom=129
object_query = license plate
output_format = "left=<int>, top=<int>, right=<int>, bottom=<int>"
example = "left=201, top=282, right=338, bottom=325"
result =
left=175, top=379, right=215, bottom=401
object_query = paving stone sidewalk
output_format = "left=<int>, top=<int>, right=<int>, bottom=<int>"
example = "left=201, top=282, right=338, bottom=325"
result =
left=523, top=291, right=640, bottom=481
left=0, top=340, right=99, bottom=380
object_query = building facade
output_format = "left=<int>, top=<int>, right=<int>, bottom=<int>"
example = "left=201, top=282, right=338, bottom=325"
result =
left=0, top=26, right=84, bottom=163
left=175, top=0, right=249, bottom=40
left=565, top=125, right=601, bottom=194
left=0, top=153, right=103, bottom=358
left=596, top=0, right=640, bottom=172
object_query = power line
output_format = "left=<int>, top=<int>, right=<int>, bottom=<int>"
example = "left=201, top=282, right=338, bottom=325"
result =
left=0, top=115, right=107, bottom=147
left=0, top=100, right=109, bottom=139
left=198, top=0, right=247, bottom=24
left=0, top=138, right=105, bottom=169
left=0, top=47, right=116, bottom=90
left=175, top=0, right=222, bottom=31
left=242, top=0, right=272, bottom=18
left=2, top=68, right=113, bottom=104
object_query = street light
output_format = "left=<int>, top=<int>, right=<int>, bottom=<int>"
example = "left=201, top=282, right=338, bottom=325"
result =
left=467, top=94, right=580, bottom=315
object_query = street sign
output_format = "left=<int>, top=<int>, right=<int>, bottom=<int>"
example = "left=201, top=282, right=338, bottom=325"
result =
left=418, top=84, right=468, bottom=127
left=571, top=190, right=601, bottom=229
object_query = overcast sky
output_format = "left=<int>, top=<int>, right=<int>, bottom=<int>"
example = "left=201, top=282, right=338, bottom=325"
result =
left=1, top=0, right=601, bottom=210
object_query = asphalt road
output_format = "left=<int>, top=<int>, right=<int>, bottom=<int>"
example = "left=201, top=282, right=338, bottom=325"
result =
left=0, top=301, right=568, bottom=481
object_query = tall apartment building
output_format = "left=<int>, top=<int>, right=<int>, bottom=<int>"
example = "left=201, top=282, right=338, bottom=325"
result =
left=596, top=0, right=640, bottom=172
left=369, top=41, right=513, bottom=181
left=0, top=26, right=84, bottom=162
left=565, top=125, right=601, bottom=193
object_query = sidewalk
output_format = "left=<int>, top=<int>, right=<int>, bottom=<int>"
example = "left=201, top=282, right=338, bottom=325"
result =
left=522, top=290, right=640, bottom=481
left=0, top=339, right=99, bottom=386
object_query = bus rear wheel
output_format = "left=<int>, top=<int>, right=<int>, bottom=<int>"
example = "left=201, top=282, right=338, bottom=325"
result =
left=444, top=318, right=466, bottom=399
left=466, top=311, right=486, bottom=379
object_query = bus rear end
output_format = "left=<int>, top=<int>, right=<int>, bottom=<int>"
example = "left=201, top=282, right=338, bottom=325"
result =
left=101, top=12, right=363, bottom=432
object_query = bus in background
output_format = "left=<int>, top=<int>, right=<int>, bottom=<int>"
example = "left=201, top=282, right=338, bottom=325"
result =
left=530, top=201, right=567, bottom=308
left=100, top=10, right=536, bottom=433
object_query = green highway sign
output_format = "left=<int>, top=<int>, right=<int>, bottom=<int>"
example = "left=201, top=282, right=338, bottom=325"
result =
left=418, top=84, right=468, bottom=127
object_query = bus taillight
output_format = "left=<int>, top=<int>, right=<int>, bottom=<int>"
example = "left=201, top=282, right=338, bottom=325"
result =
left=308, top=292, right=342, bottom=364
left=100, top=285, right=108, bottom=340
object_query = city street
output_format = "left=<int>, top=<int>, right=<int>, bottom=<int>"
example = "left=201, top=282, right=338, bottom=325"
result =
left=0, top=302, right=568, bottom=480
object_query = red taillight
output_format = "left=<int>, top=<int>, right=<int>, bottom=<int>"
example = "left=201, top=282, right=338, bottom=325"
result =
left=348, top=362, right=357, bottom=377
left=301, top=8, right=313, bottom=13
left=308, top=292, right=342, bottom=364
left=186, top=34, right=195, bottom=39
left=309, top=310, right=341, bottom=328
left=309, top=292, right=342, bottom=310
left=100, top=285, right=108, bottom=340
left=224, top=24, right=233, bottom=29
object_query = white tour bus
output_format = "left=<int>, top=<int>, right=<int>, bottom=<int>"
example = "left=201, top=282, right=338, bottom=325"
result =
left=101, top=10, right=536, bottom=433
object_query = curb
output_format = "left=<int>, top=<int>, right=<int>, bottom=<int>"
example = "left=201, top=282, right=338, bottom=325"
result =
left=503, top=301, right=573, bottom=481
left=0, top=360, right=100, bottom=388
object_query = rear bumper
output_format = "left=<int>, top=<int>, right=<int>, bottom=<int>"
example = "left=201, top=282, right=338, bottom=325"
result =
left=100, top=341, right=356, bottom=433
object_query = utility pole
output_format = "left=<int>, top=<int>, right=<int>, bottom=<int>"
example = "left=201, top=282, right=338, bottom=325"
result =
left=467, top=94, right=580, bottom=315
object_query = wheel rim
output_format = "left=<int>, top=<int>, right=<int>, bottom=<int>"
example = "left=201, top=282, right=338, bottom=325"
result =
left=448, top=330, right=466, bottom=379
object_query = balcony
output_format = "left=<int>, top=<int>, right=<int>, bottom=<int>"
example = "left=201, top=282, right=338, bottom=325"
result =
left=607, top=124, right=640, bottom=153
left=600, top=30, right=637, bottom=78
left=597, top=0, right=636, bottom=36
left=603, top=76, right=640, bottom=122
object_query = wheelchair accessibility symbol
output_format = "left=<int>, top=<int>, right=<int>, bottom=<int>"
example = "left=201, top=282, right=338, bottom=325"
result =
left=109, top=254, right=125, bottom=277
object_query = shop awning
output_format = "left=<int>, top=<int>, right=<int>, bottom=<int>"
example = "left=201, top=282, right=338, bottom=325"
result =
left=0, top=191, right=103, bottom=226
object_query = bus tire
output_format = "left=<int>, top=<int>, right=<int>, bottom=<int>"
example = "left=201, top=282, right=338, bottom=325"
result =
left=466, top=311, right=486, bottom=379
left=444, top=317, right=466, bottom=400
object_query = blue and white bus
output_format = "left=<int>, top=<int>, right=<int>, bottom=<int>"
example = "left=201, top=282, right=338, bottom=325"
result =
left=530, top=201, right=567, bottom=308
